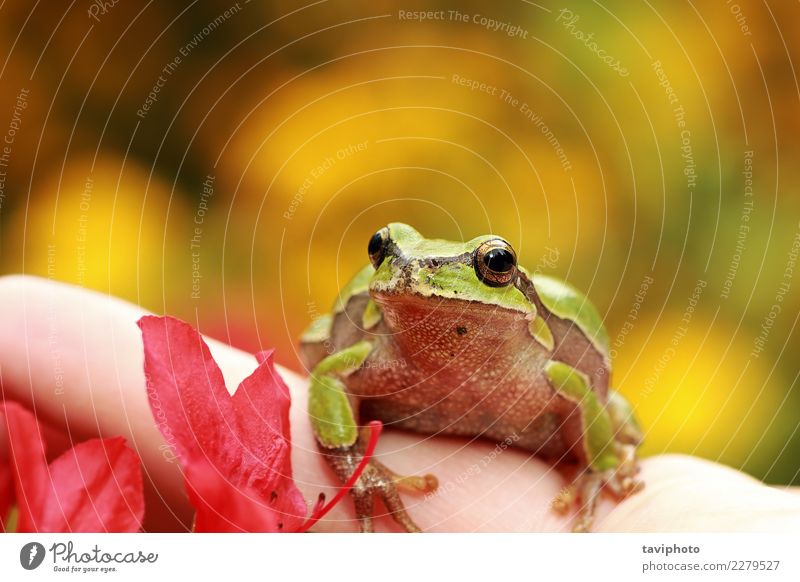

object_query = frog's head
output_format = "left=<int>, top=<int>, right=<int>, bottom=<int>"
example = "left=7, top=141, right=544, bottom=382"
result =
left=366, top=223, right=534, bottom=328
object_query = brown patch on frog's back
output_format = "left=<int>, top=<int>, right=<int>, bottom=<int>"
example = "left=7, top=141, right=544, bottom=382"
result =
left=300, top=291, right=373, bottom=371
left=514, top=271, right=610, bottom=401
left=541, top=314, right=609, bottom=400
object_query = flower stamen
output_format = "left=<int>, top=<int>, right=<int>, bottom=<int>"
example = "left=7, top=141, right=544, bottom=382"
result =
left=298, top=420, right=383, bottom=533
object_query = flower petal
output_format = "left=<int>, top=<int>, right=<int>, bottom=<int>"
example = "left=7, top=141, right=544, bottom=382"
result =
left=39, top=437, right=144, bottom=532
left=230, top=351, right=306, bottom=530
left=186, top=458, right=285, bottom=532
left=1, top=402, right=144, bottom=532
left=1, top=401, right=50, bottom=532
left=0, top=456, right=12, bottom=530
left=139, top=315, right=233, bottom=465
left=139, top=316, right=307, bottom=531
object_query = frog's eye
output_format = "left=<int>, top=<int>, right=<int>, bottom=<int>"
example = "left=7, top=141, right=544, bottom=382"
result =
left=474, top=239, right=517, bottom=287
left=368, top=227, right=389, bottom=268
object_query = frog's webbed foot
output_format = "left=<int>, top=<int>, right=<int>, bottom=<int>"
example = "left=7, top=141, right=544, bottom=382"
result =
left=324, top=442, right=438, bottom=532
left=552, top=442, right=643, bottom=532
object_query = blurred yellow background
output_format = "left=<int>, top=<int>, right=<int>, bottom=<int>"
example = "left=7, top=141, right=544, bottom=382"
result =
left=1, top=1, right=798, bottom=484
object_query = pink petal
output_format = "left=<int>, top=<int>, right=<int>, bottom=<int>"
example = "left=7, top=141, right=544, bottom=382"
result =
left=139, top=316, right=306, bottom=530
left=0, top=458, right=12, bottom=530
left=39, top=437, right=144, bottom=532
left=228, top=351, right=306, bottom=530
left=139, top=316, right=232, bottom=466
left=1, top=401, right=50, bottom=532
left=2, top=402, right=144, bottom=532
left=186, top=458, right=285, bottom=533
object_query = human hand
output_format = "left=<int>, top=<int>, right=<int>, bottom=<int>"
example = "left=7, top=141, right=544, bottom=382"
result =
left=1, top=275, right=798, bottom=532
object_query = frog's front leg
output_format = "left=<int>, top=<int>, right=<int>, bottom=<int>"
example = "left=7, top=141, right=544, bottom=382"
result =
left=545, top=361, right=644, bottom=532
left=308, top=341, right=438, bottom=532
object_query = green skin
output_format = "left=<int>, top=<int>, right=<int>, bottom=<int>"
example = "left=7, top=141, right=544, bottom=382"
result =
left=301, top=223, right=643, bottom=532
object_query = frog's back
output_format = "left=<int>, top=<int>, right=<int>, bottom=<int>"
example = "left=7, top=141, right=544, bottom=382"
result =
left=300, top=264, right=374, bottom=372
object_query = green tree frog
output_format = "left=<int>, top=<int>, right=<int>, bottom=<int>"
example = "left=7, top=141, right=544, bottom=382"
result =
left=301, top=223, right=643, bottom=532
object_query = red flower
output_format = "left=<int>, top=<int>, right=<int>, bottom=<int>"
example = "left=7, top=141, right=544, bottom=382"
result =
left=138, top=315, right=308, bottom=532
left=0, top=449, right=12, bottom=531
left=0, top=401, right=144, bottom=532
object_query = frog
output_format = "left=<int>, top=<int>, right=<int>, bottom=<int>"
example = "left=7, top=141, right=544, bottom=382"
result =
left=300, top=223, right=643, bottom=532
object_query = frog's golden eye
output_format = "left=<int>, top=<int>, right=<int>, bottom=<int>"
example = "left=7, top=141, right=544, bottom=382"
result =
left=474, top=239, right=517, bottom=287
left=368, top=227, right=389, bottom=269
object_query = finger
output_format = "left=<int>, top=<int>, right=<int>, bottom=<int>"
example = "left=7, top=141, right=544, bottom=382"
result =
left=595, top=454, right=800, bottom=532
left=295, top=410, right=572, bottom=532
left=0, top=275, right=188, bottom=530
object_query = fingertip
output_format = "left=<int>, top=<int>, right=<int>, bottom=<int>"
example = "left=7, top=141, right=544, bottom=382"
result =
left=596, top=454, right=800, bottom=532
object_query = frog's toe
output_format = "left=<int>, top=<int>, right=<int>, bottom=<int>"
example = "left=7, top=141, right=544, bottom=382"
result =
left=551, top=484, right=576, bottom=514
left=353, top=460, right=422, bottom=532
left=351, top=486, right=376, bottom=533
left=604, top=443, right=644, bottom=499
left=371, top=459, right=439, bottom=494
left=571, top=471, right=604, bottom=533
left=395, top=473, right=439, bottom=493
left=555, top=447, right=644, bottom=532
left=373, top=477, right=421, bottom=533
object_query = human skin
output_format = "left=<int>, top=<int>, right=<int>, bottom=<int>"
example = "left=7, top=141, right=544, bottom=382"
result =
left=0, top=275, right=798, bottom=532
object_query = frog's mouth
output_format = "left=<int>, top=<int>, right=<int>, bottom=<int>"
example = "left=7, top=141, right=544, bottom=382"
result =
left=370, top=289, right=462, bottom=333
left=370, top=286, right=531, bottom=348
left=370, top=284, right=528, bottom=327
